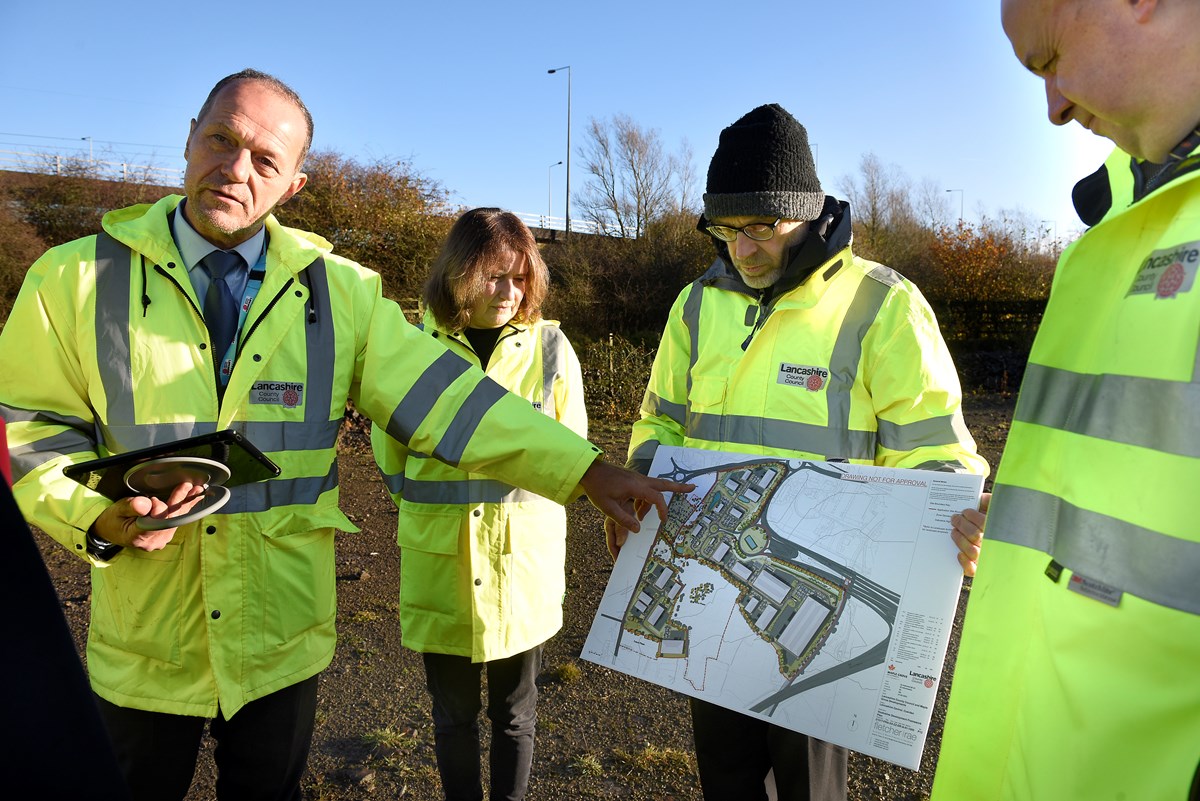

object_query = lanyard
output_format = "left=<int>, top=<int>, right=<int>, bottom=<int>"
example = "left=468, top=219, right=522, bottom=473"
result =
left=216, top=249, right=267, bottom=387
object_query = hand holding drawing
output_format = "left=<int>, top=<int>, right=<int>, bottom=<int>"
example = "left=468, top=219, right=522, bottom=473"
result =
left=91, top=481, right=209, bottom=551
left=950, top=492, right=990, bottom=577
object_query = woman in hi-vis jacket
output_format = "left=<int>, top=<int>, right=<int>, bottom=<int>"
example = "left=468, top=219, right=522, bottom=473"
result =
left=372, top=208, right=587, bottom=801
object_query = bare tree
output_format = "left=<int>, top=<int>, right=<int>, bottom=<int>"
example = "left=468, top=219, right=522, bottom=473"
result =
left=672, top=138, right=701, bottom=215
left=576, top=114, right=683, bottom=238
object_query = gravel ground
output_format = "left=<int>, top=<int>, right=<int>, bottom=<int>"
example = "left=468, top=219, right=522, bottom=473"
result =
left=37, top=391, right=1013, bottom=800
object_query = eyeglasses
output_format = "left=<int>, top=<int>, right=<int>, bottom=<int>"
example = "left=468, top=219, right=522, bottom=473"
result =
left=705, top=218, right=783, bottom=242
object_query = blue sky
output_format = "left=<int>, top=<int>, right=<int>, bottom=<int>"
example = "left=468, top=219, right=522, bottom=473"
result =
left=1, top=0, right=1112, bottom=242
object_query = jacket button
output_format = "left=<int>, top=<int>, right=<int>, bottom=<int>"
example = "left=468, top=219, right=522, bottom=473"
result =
left=515, top=342, right=522, bottom=347
left=474, top=578, right=482, bottom=586
left=200, top=343, right=207, bottom=350
left=432, top=332, right=439, bottom=338
left=75, top=543, right=83, bottom=550
left=206, top=525, right=216, bottom=534
left=166, top=262, right=176, bottom=269
left=211, top=610, right=221, bottom=619
left=472, top=509, right=481, bottom=517
left=253, top=354, right=262, bottom=362
left=295, top=290, right=303, bottom=297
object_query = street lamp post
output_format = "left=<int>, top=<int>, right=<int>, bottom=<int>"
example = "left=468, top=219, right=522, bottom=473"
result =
left=81, top=136, right=93, bottom=166
left=547, top=65, right=571, bottom=239
left=548, top=160, right=563, bottom=224
left=947, top=188, right=964, bottom=223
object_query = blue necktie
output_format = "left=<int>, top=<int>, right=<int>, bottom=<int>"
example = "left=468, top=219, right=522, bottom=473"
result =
left=200, top=250, right=244, bottom=368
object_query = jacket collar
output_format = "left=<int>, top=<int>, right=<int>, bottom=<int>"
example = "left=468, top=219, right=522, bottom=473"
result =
left=101, top=194, right=333, bottom=278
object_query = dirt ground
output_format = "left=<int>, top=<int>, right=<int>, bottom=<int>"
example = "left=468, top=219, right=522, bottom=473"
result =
left=37, top=392, right=1014, bottom=801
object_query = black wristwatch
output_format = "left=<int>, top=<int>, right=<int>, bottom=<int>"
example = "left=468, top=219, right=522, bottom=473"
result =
left=85, top=530, right=123, bottom=561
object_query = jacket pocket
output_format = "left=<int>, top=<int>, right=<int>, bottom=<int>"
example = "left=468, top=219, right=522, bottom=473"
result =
left=397, top=505, right=463, bottom=622
left=260, top=526, right=336, bottom=648
left=689, top=374, right=727, bottom=412
left=91, top=542, right=185, bottom=666
left=688, top=374, right=728, bottom=440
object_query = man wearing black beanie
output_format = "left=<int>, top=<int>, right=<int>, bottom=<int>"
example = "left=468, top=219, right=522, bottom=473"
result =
left=608, top=104, right=988, bottom=801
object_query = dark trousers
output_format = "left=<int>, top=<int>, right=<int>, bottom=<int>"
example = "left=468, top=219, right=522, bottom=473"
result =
left=690, top=697, right=848, bottom=801
left=423, top=645, right=543, bottom=801
left=95, top=675, right=319, bottom=801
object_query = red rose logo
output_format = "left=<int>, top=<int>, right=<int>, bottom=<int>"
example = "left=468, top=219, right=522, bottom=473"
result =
left=1157, top=262, right=1185, bottom=298
left=282, top=389, right=300, bottom=408
left=807, top=373, right=825, bottom=391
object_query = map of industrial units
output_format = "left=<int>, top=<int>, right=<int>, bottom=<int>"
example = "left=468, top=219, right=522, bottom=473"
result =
left=583, top=446, right=982, bottom=770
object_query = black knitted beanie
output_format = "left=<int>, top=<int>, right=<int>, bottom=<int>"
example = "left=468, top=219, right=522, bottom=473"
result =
left=703, top=104, right=824, bottom=222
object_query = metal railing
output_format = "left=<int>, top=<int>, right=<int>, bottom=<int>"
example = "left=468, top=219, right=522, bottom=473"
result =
left=514, top=211, right=605, bottom=236
left=0, top=148, right=183, bottom=186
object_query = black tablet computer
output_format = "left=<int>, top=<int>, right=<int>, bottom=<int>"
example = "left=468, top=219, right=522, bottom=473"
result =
left=62, top=429, right=281, bottom=501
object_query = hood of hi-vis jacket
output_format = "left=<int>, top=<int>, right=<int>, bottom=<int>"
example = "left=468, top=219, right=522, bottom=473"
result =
left=372, top=312, right=587, bottom=661
left=0, top=195, right=600, bottom=717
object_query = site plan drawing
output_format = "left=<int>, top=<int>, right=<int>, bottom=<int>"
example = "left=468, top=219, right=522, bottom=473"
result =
left=582, top=445, right=983, bottom=770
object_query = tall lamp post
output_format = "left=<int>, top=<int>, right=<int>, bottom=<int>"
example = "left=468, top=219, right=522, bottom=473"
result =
left=547, top=65, right=571, bottom=239
left=548, top=160, right=562, bottom=224
left=947, top=188, right=964, bottom=223
left=81, top=136, right=93, bottom=166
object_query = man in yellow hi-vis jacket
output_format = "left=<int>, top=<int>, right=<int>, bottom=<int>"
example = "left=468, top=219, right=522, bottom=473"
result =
left=608, top=103, right=988, bottom=801
left=933, top=2, right=1200, bottom=800
left=0, top=69, right=683, bottom=801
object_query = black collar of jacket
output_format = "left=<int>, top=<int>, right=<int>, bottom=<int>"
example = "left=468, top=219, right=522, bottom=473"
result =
left=697, top=196, right=851, bottom=304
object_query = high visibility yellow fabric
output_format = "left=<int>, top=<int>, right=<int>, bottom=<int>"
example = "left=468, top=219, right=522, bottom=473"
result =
left=933, top=147, right=1200, bottom=800
left=0, top=195, right=600, bottom=718
left=629, top=245, right=987, bottom=476
left=372, top=313, right=587, bottom=661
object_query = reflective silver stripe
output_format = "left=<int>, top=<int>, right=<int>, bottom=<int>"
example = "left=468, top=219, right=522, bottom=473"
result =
left=9, top=429, right=96, bottom=481
left=100, top=422, right=217, bottom=453
left=380, top=470, right=404, bottom=495
left=299, top=258, right=336, bottom=426
left=98, top=420, right=341, bottom=454
left=877, top=412, right=971, bottom=452
left=641, top=392, right=685, bottom=427
left=94, top=233, right=136, bottom=425
left=541, top=325, right=562, bottom=419
left=241, top=419, right=342, bottom=452
left=1017, top=363, right=1200, bottom=459
left=627, top=440, right=659, bottom=474
left=990, top=484, right=1200, bottom=615
left=432, top=377, right=509, bottom=467
left=383, top=350, right=471, bottom=443
left=827, top=267, right=893, bottom=458
left=403, top=477, right=544, bottom=505
left=682, top=282, right=703, bottom=397
left=687, top=412, right=876, bottom=460
left=0, top=406, right=93, bottom=432
left=225, top=461, right=338, bottom=513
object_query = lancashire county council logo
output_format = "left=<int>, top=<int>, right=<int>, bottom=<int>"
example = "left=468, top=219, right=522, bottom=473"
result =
left=923, top=678, right=935, bottom=689
left=1157, top=262, right=1186, bottom=298
left=806, top=373, right=825, bottom=391
left=282, top=388, right=300, bottom=408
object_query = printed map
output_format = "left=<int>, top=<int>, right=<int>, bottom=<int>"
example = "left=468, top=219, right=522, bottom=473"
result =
left=582, top=445, right=983, bottom=770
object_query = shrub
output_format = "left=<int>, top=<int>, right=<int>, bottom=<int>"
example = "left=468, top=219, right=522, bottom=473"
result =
left=574, top=333, right=657, bottom=425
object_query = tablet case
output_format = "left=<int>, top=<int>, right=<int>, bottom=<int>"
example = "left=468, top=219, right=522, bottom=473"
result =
left=62, top=429, right=281, bottom=501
